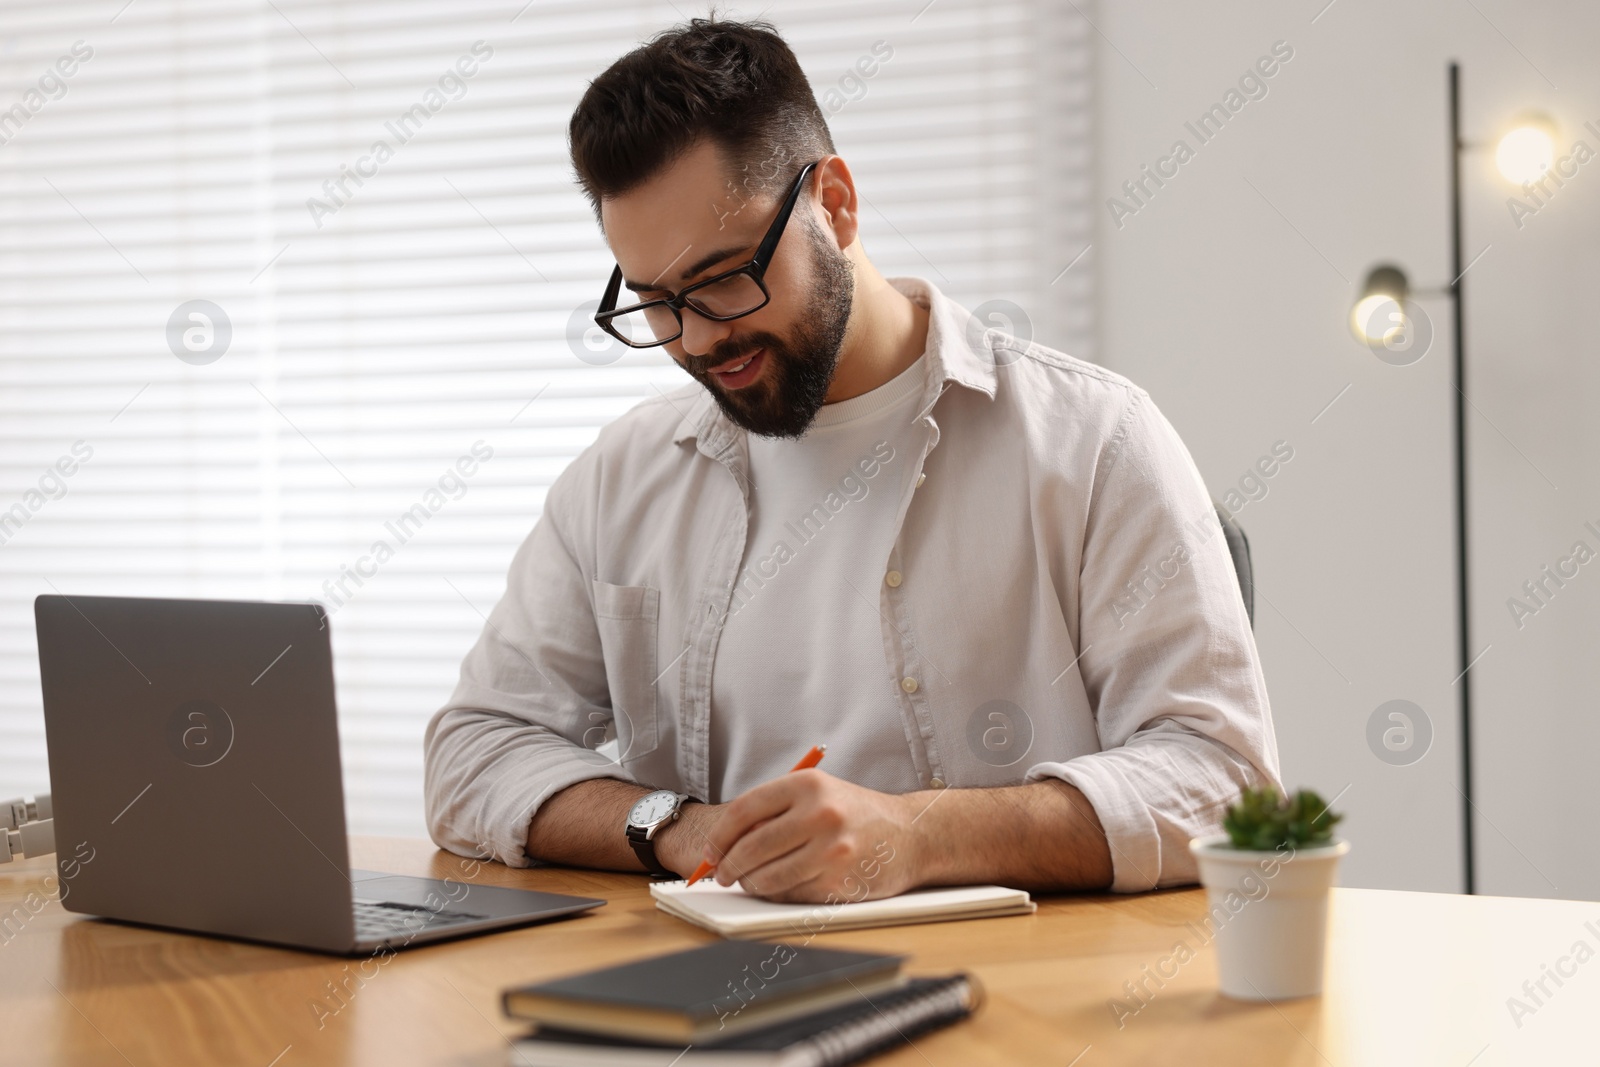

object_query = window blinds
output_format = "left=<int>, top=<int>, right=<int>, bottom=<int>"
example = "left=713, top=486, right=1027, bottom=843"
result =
left=0, top=0, right=1093, bottom=837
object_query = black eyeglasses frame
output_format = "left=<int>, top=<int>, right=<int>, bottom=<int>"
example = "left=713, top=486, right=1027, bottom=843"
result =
left=593, top=159, right=822, bottom=349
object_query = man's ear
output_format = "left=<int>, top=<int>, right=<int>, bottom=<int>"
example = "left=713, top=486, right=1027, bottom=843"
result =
left=811, top=154, right=860, bottom=251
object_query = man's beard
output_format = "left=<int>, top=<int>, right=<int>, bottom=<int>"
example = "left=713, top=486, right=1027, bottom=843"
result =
left=684, top=222, right=854, bottom=439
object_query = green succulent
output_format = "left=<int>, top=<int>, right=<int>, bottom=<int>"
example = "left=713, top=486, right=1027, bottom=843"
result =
left=1222, top=785, right=1343, bottom=850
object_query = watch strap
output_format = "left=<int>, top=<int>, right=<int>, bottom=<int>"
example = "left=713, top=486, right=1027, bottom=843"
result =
left=626, top=823, right=676, bottom=878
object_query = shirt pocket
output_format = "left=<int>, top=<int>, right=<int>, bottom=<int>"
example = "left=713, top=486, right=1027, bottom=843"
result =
left=591, top=580, right=660, bottom=764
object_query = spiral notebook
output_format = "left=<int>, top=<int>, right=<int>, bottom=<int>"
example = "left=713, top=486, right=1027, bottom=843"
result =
left=507, top=975, right=979, bottom=1067
left=649, top=880, right=1035, bottom=939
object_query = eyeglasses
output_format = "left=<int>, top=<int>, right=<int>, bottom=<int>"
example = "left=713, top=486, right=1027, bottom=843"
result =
left=594, top=159, right=821, bottom=349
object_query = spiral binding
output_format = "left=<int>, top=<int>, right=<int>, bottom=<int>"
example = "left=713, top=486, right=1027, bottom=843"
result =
left=791, top=975, right=980, bottom=1067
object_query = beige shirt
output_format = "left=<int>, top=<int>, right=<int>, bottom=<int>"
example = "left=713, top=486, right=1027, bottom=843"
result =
left=423, top=276, right=1281, bottom=891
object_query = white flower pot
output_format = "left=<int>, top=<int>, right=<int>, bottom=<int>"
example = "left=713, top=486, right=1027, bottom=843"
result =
left=1187, top=833, right=1350, bottom=1000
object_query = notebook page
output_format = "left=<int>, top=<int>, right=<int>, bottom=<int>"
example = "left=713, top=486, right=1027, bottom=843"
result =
left=650, top=881, right=1033, bottom=935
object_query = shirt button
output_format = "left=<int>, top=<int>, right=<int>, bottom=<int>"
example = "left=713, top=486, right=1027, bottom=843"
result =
left=900, top=676, right=919, bottom=694
left=929, top=777, right=946, bottom=789
left=885, top=570, right=903, bottom=588
left=916, top=471, right=926, bottom=488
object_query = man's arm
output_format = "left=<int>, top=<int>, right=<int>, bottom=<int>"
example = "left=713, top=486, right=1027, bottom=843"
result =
left=695, top=770, right=1111, bottom=903
left=1023, top=387, right=1281, bottom=891
left=424, top=448, right=662, bottom=867
left=906, top=778, right=1113, bottom=892
left=527, top=778, right=725, bottom=876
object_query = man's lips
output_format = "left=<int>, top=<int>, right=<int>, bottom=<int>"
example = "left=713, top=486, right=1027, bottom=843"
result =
left=705, top=348, right=762, bottom=375
left=707, top=348, right=768, bottom=390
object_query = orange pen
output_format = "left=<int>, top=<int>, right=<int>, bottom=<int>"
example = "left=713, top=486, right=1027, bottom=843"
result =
left=685, top=744, right=826, bottom=886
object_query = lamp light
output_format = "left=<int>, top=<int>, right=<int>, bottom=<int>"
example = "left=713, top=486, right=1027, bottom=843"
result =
left=1494, top=113, right=1557, bottom=184
left=1350, top=264, right=1411, bottom=346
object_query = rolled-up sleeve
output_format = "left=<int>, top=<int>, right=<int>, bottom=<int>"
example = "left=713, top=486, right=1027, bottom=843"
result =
left=1025, top=388, right=1282, bottom=891
left=423, top=452, right=634, bottom=866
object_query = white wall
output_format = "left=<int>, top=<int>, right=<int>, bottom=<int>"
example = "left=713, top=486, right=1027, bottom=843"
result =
left=1095, top=0, right=1600, bottom=896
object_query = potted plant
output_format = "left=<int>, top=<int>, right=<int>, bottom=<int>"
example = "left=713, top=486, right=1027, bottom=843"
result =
left=1188, top=785, right=1349, bottom=1000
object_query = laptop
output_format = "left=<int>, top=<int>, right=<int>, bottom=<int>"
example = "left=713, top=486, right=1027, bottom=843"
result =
left=34, top=594, right=605, bottom=956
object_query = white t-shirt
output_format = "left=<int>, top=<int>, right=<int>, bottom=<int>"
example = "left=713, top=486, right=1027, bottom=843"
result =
left=708, top=352, right=931, bottom=801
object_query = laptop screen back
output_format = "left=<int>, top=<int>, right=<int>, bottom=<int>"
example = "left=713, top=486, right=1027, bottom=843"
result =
left=35, top=595, right=356, bottom=952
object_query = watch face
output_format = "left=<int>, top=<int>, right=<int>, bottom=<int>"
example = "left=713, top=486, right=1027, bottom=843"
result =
left=630, top=789, right=678, bottom=828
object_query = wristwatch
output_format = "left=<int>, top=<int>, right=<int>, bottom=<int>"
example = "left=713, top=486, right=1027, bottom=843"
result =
left=625, top=789, right=692, bottom=878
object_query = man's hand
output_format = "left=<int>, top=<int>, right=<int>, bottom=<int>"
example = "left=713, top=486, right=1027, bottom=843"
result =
left=652, top=800, right=725, bottom=877
left=696, top=770, right=922, bottom=903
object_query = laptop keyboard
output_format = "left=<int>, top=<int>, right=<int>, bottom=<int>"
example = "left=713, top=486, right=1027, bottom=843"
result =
left=352, top=899, right=488, bottom=942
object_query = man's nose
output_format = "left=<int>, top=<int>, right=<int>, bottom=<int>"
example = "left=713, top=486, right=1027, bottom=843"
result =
left=678, top=307, right=735, bottom=362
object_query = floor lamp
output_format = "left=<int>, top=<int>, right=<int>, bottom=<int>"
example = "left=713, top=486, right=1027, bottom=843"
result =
left=1349, top=63, right=1556, bottom=895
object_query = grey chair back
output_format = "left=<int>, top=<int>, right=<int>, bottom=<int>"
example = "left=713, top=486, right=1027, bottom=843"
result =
left=1214, top=502, right=1254, bottom=628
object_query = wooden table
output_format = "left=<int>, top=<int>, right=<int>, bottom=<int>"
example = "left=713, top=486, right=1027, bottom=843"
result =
left=1, top=837, right=1593, bottom=1065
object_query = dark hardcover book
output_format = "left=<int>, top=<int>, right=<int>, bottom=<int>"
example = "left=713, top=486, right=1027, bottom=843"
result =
left=508, top=975, right=979, bottom=1067
left=502, top=941, right=907, bottom=1044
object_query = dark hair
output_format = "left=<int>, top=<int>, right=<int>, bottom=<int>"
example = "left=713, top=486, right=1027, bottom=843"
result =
left=568, top=17, right=835, bottom=225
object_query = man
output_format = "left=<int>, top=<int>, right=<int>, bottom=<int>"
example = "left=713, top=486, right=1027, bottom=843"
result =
left=424, top=18, right=1279, bottom=903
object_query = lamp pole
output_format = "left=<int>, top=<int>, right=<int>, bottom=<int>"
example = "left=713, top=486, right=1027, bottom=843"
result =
left=1361, top=64, right=1553, bottom=894
left=1448, top=60, right=1475, bottom=896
